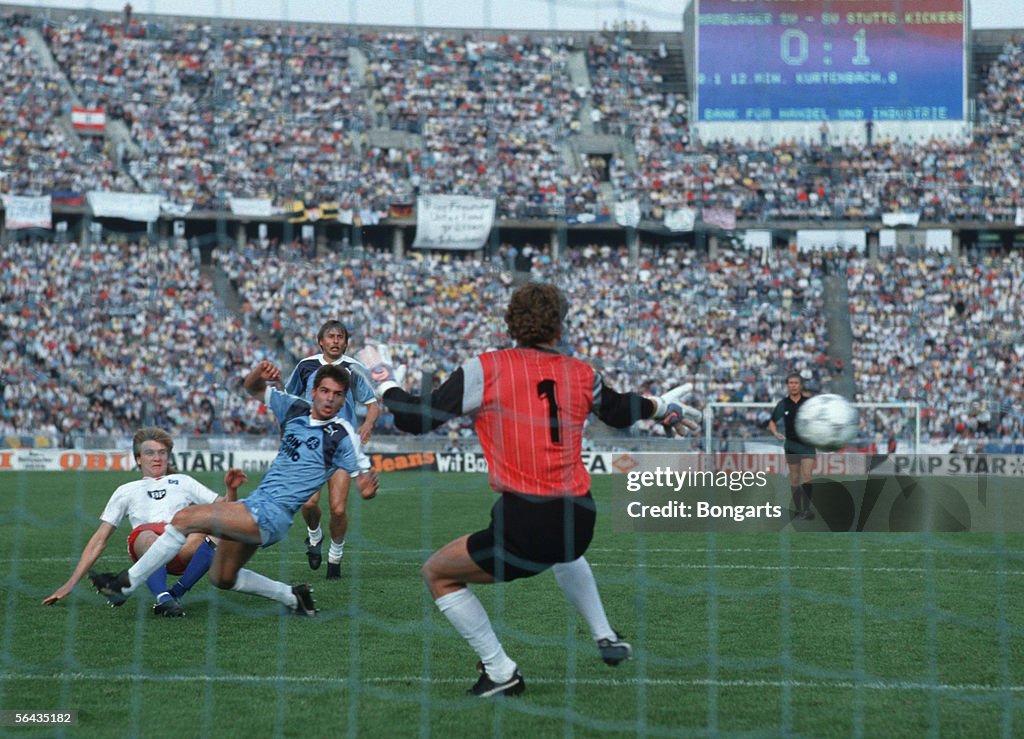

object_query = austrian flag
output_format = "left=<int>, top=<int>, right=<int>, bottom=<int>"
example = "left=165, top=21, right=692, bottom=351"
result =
left=71, top=107, right=106, bottom=132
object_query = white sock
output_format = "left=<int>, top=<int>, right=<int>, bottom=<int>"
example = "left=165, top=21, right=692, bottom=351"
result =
left=230, top=568, right=296, bottom=607
left=435, top=588, right=516, bottom=682
left=327, top=538, right=345, bottom=565
left=307, top=526, right=323, bottom=546
left=552, top=557, right=616, bottom=642
left=126, top=525, right=187, bottom=594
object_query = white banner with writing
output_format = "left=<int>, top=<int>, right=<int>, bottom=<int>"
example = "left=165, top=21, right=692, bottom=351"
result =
left=925, top=229, right=953, bottom=253
left=796, top=229, right=866, bottom=252
left=2, top=194, right=52, bottom=229
left=882, top=211, right=921, bottom=227
left=742, top=229, right=772, bottom=250
left=413, top=195, right=495, bottom=250
left=614, top=199, right=641, bottom=228
left=664, top=207, right=696, bottom=232
left=228, top=197, right=275, bottom=218
left=86, top=191, right=162, bottom=222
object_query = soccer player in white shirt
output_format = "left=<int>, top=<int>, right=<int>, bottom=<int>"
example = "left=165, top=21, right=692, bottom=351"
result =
left=42, top=427, right=244, bottom=616
left=89, top=361, right=378, bottom=616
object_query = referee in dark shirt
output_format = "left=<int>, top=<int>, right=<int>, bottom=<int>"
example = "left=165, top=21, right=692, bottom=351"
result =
left=769, top=372, right=816, bottom=520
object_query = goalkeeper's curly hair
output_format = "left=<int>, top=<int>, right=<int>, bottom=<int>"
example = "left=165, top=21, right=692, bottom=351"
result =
left=505, top=283, right=567, bottom=347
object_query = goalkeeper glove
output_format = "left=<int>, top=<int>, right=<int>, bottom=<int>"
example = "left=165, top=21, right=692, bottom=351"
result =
left=649, top=383, right=702, bottom=436
left=355, top=344, right=406, bottom=396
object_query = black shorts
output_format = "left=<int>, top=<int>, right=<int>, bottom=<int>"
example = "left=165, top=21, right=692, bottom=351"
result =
left=467, top=491, right=596, bottom=582
left=784, top=439, right=817, bottom=465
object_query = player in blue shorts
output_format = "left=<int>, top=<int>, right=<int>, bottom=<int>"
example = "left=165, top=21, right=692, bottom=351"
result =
left=90, top=361, right=379, bottom=615
left=285, top=319, right=380, bottom=579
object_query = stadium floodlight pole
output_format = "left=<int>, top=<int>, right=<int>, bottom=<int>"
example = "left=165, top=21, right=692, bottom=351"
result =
left=704, top=404, right=713, bottom=454
left=914, top=402, right=921, bottom=454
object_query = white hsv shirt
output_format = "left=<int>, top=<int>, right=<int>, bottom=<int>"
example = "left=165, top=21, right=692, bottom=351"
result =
left=99, top=474, right=220, bottom=529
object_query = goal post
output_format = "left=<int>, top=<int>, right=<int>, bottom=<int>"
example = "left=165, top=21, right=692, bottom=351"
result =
left=703, top=401, right=922, bottom=453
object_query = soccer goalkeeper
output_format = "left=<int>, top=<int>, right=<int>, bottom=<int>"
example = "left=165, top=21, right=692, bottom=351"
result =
left=358, top=282, right=701, bottom=697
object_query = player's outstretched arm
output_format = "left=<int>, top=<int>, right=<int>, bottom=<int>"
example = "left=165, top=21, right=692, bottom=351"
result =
left=42, top=522, right=116, bottom=605
left=358, top=402, right=381, bottom=446
left=223, top=468, right=247, bottom=502
left=595, top=381, right=702, bottom=435
left=243, top=360, right=281, bottom=399
left=351, top=469, right=379, bottom=500
left=651, top=383, right=703, bottom=435
left=357, top=344, right=460, bottom=434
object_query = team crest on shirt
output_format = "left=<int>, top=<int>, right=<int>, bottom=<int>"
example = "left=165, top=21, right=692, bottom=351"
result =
left=148, top=488, right=167, bottom=500
left=305, top=437, right=321, bottom=450
left=168, top=478, right=179, bottom=485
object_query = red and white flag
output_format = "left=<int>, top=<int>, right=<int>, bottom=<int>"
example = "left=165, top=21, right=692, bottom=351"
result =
left=71, top=107, right=106, bottom=131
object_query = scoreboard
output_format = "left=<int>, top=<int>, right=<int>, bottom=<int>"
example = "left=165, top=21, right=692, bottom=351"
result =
left=695, top=0, right=967, bottom=123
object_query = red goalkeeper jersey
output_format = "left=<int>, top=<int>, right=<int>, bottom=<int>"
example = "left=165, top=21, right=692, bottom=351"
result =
left=383, top=345, right=656, bottom=498
left=474, top=348, right=595, bottom=497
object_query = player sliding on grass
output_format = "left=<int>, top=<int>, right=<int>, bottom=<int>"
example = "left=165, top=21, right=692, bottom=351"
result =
left=43, top=427, right=245, bottom=617
left=358, top=282, right=701, bottom=697
left=90, top=361, right=379, bottom=615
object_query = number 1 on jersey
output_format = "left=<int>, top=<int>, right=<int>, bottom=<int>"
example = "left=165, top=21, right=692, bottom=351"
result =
left=537, top=379, right=561, bottom=444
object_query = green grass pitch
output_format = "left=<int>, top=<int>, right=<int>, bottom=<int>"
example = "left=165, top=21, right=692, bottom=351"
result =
left=1, top=470, right=1022, bottom=737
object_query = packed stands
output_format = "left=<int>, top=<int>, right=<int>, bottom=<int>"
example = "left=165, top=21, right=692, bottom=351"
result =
left=363, top=30, right=602, bottom=218
left=0, top=238, right=275, bottom=439
left=44, top=14, right=367, bottom=209
left=1, top=13, right=134, bottom=198
left=3, top=227, right=1023, bottom=450
left=3, top=8, right=1024, bottom=450
left=3, top=9, right=1024, bottom=224
left=847, top=249, right=1024, bottom=448
left=215, top=241, right=829, bottom=442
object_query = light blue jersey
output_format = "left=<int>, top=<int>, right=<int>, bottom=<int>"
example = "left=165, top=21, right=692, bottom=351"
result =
left=242, top=387, right=371, bottom=546
left=284, top=353, right=376, bottom=426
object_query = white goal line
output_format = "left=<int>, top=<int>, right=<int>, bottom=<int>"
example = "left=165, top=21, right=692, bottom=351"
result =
left=3, top=671, right=1022, bottom=694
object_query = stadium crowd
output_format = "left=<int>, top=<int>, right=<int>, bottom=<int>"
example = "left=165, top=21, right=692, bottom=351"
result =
left=4, top=8, right=1024, bottom=450
left=847, top=249, right=1024, bottom=448
left=218, top=241, right=1024, bottom=450
left=363, top=31, right=600, bottom=219
left=0, top=238, right=275, bottom=439
left=213, top=240, right=830, bottom=442
left=1, top=13, right=135, bottom=199
left=3, top=231, right=1023, bottom=450
left=41, top=14, right=368, bottom=210
left=5, top=10, right=1024, bottom=226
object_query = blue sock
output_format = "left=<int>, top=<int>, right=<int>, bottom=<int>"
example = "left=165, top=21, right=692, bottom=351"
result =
left=145, top=566, right=170, bottom=602
left=169, top=540, right=215, bottom=600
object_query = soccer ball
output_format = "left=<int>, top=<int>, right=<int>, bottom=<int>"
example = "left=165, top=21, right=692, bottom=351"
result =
left=795, top=394, right=858, bottom=451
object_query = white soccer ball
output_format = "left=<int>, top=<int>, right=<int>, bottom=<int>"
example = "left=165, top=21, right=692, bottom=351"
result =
left=795, top=394, right=858, bottom=451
